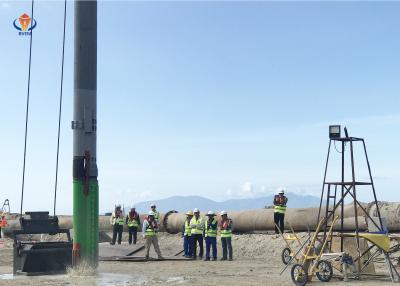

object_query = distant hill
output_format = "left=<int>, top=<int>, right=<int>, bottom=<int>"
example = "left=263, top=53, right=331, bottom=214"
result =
left=125, top=193, right=320, bottom=214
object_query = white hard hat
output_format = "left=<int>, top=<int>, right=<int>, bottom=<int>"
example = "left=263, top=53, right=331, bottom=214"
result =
left=148, top=211, right=155, bottom=216
left=220, top=210, right=227, bottom=216
left=207, top=211, right=215, bottom=216
left=278, top=189, right=285, bottom=194
left=150, top=203, right=156, bottom=207
left=193, top=208, right=200, bottom=213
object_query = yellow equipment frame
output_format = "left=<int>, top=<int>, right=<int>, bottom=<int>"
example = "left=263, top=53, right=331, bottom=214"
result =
left=291, top=216, right=339, bottom=285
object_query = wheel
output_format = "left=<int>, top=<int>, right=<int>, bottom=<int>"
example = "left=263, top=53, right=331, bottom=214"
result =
left=315, top=260, right=333, bottom=282
left=281, top=247, right=292, bottom=265
left=291, top=264, right=308, bottom=286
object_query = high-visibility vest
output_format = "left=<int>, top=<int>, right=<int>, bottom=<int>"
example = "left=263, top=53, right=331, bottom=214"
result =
left=220, top=219, right=232, bottom=238
left=274, top=195, right=288, bottom=214
left=111, top=212, right=124, bottom=226
left=154, top=210, right=160, bottom=222
left=190, top=217, right=204, bottom=235
left=127, top=214, right=139, bottom=227
left=145, top=220, right=157, bottom=237
left=204, top=219, right=218, bottom=237
left=184, top=221, right=192, bottom=237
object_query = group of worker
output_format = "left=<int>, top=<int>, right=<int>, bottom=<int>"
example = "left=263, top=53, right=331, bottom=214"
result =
left=108, top=189, right=288, bottom=261
left=110, top=203, right=159, bottom=246
left=183, top=208, right=233, bottom=261
left=110, top=203, right=162, bottom=260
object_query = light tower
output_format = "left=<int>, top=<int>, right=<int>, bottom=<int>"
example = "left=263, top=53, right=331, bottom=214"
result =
left=72, top=0, right=98, bottom=266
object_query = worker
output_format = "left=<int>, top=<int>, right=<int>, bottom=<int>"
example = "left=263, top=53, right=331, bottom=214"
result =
left=150, top=203, right=160, bottom=223
left=219, top=210, right=233, bottom=261
left=190, top=208, right=204, bottom=259
left=126, top=207, right=140, bottom=244
left=142, top=210, right=163, bottom=260
left=182, top=210, right=193, bottom=258
left=110, top=205, right=124, bottom=245
left=273, top=189, right=288, bottom=234
left=204, top=211, right=218, bottom=261
left=0, top=213, right=7, bottom=239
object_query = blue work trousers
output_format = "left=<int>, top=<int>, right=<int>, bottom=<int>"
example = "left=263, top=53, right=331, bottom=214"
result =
left=183, top=235, right=192, bottom=256
left=205, top=236, right=217, bottom=259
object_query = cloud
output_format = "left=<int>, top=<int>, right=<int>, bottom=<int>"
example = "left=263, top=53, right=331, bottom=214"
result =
left=241, top=181, right=254, bottom=195
left=314, top=114, right=400, bottom=128
left=138, top=191, right=152, bottom=200
left=0, top=1, right=12, bottom=9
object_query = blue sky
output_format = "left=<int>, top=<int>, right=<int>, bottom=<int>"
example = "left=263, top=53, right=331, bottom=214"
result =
left=0, top=1, right=399, bottom=214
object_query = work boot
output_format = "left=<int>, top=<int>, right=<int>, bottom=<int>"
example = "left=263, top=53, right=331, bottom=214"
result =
left=109, top=242, right=115, bottom=245
left=204, top=257, right=210, bottom=261
left=212, top=257, right=217, bottom=261
left=228, top=258, right=233, bottom=261
left=220, top=258, right=227, bottom=261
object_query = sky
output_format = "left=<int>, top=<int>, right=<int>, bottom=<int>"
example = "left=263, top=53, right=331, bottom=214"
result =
left=0, top=1, right=399, bottom=215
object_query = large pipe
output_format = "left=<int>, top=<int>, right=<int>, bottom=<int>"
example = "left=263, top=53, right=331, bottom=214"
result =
left=72, top=0, right=98, bottom=266
left=163, top=204, right=366, bottom=234
left=5, top=202, right=399, bottom=235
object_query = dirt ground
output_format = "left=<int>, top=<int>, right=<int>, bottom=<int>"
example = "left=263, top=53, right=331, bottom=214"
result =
left=0, top=233, right=396, bottom=286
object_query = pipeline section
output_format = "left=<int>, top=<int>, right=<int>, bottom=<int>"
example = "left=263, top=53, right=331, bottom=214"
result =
left=4, top=202, right=400, bottom=235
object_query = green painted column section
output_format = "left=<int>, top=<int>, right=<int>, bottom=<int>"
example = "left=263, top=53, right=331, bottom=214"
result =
left=73, top=179, right=99, bottom=266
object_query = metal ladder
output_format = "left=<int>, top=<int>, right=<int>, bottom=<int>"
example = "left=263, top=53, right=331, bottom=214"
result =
left=323, top=184, right=337, bottom=251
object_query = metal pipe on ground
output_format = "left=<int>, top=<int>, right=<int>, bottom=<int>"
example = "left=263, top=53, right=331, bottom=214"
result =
left=163, top=205, right=367, bottom=234
left=6, top=202, right=399, bottom=235
left=3, top=214, right=164, bottom=235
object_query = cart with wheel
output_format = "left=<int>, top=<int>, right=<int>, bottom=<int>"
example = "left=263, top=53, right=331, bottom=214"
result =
left=276, top=222, right=308, bottom=265
left=290, top=216, right=338, bottom=286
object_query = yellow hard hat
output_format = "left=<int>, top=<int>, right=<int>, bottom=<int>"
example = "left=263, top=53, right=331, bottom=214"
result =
left=186, top=210, right=193, bottom=216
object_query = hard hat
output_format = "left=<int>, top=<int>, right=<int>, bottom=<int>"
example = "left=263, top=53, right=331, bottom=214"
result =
left=207, top=211, right=215, bottom=216
left=186, top=210, right=193, bottom=216
left=278, top=189, right=285, bottom=194
left=193, top=208, right=200, bottom=213
left=150, top=203, right=156, bottom=208
left=220, top=210, right=227, bottom=216
left=148, top=211, right=155, bottom=216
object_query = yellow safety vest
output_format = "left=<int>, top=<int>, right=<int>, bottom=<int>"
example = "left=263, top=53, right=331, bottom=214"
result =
left=145, top=221, right=157, bottom=237
left=184, top=221, right=192, bottom=237
left=127, top=215, right=139, bottom=227
left=274, top=205, right=287, bottom=214
left=154, top=210, right=160, bottom=222
left=204, top=219, right=218, bottom=237
left=190, top=217, right=204, bottom=235
left=220, top=220, right=232, bottom=238
left=274, top=196, right=288, bottom=214
left=111, top=213, right=124, bottom=226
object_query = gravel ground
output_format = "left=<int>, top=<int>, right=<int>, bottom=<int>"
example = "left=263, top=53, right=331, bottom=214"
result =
left=0, top=233, right=396, bottom=286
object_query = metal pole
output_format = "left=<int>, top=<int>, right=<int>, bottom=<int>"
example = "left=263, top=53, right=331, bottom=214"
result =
left=341, top=140, right=344, bottom=252
left=317, top=140, right=331, bottom=223
left=349, top=139, right=361, bottom=272
left=72, top=0, right=98, bottom=267
left=362, top=140, right=383, bottom=231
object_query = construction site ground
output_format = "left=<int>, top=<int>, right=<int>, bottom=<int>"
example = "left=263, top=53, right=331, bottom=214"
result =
left=0, top=233, right=395, bottom=285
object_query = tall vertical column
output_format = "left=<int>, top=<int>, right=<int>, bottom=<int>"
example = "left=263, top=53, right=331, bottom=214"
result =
left=72, top=0, right=98, bottom=266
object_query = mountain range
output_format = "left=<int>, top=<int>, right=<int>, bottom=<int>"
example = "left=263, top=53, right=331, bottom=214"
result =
left=122, top=193, right=320, bottom=214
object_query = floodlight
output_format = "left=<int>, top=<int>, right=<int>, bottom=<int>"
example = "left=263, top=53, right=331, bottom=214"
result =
left=329, top=125, right=341, bottom=139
